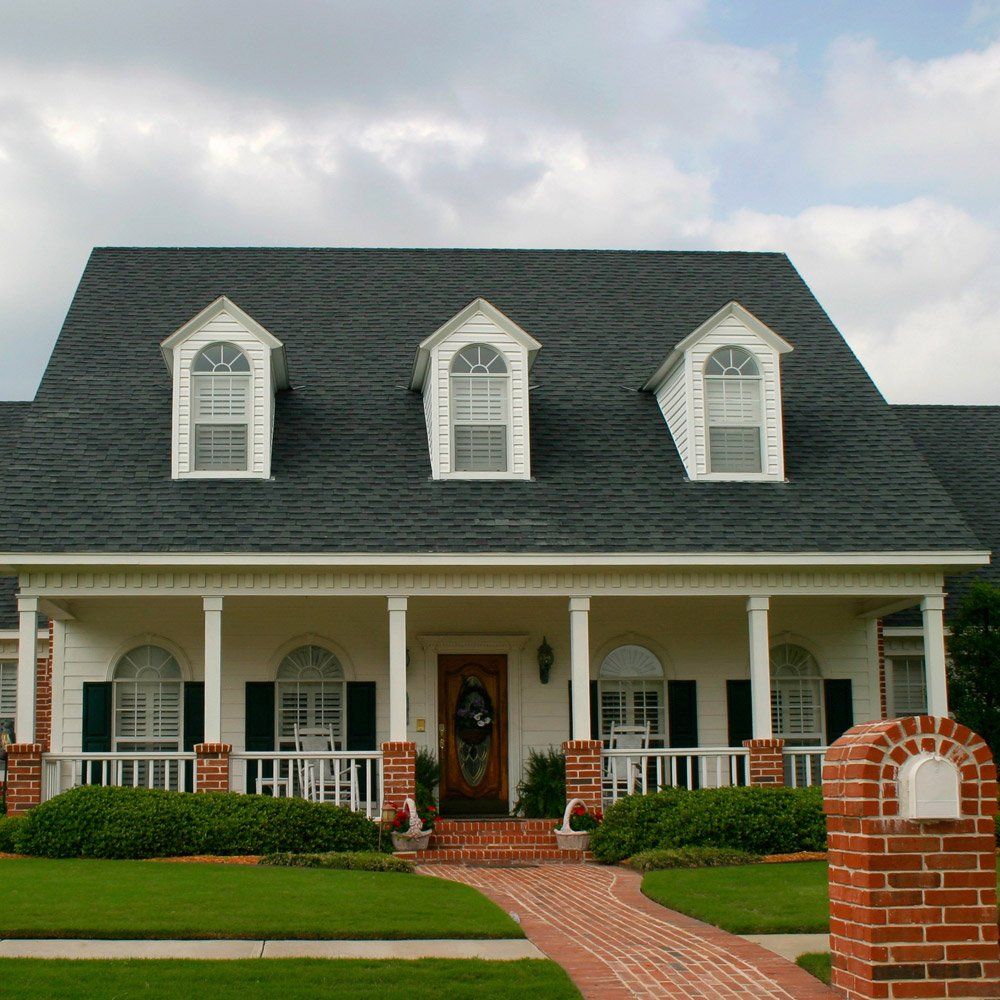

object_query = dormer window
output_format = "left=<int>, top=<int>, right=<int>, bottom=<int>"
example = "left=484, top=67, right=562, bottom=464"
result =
left=192, top=343, right=251, bottom=472
left=705, top=347, right=763, bottom=474
left=450, top=345, right=509, bottom=473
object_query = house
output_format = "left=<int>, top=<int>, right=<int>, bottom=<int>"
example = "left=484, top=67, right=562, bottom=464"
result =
left=0, top=248, right=990, bottom=830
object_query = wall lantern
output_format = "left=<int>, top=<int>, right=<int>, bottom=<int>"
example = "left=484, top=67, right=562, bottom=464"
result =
left=537, top=636, right=555, bottom=684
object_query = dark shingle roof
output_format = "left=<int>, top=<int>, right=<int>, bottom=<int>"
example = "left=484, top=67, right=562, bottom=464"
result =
left=886, top=405, right=1000, bottom=626
left=0, top=248, right=981, bottom=554
left=0, top=577, right=18, bottom=630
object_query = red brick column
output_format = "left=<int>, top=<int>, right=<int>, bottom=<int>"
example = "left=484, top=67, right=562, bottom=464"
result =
left=562, top=739, right=603, bottom=811
left=381, top=740, right=416, bottom=809
left=824, top=716, right=999, bottom=999
left=35, top=621, right=54, bottom=752
left=193, top=743, right=232, bottom=793
left=5, top=743, right=43, bottom=816
left=743, top=737, right=785, bottom=786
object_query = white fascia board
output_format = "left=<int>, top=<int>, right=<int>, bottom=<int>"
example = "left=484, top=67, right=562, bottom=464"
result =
left=409, top=297, right=543, bottom=391
left=159, top=295, right=290, bottom=389
left=643, top=301, right=794, bottom=392
left=0, top=550, right=989, bottom=571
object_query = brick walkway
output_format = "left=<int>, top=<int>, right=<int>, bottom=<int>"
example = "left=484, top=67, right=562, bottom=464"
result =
left=423, top=863, right=837, bottom=1000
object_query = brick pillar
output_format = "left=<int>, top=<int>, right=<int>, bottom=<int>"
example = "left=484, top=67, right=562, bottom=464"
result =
left=743, top=737, right=785, bottom=786
left=562, top=739, right=603, bottom=812
left=824, top=716, right=999, bottom=999
left=5, top=743, right=43, bottom=816
left=193, top=743, right=232, bottom=793
left=381, top=740, right=416, bottom=809
left=35, top=621, right=54, bottom=752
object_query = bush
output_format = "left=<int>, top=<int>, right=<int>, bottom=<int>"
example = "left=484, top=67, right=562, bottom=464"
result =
left=260, top=851, right=414, bottom=873
left=514, top=748, right=566, bottom=818
left=0, top=815, right=25, bottom=852
left=591, top=786, right=826, bottom=863
left=625, top=846, right=761, bottom=871
left=16, top=786, right=381, bottom=859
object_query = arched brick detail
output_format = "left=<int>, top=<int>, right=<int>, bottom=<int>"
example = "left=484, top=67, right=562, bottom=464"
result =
left=823, top=716, right=999, bottom=999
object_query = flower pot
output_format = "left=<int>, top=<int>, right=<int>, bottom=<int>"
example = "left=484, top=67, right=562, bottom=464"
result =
left=392, top=830, right=432, bottom=852
left=555, top=829, right=591, bottom=851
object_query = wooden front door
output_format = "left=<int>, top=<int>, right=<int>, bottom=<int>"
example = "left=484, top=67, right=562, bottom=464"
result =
left=438, top=654, right=508, bottom=815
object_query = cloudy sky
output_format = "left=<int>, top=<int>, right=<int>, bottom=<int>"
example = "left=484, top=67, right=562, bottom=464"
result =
left=1, top=0, right=998, bottom=402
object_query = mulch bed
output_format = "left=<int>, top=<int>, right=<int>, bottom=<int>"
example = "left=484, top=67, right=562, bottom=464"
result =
left=147, top=855, right=263, bottom=865
left=761, top=851, right=827, bottom=863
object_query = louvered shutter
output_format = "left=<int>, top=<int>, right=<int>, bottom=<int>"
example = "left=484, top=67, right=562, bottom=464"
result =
left=668, top=680, right=699, bottom=788
left=452, top=375, right=508, bottom=472
left=193, top=373, right=249, bottom=472
left=890, top=658, right=927, bottom=716
left=0, top=662, right=16, bottom=717
left=708, top=428, right=762, bottom=472
left=82, top=682, right=113, bottom=752
left=706, top=376, right=762, bottom=473
left=726, top=680, right=752, bottom=785
left=245, top=682, right=275, bottom=793
left=824, top=679, right=854, bottom=745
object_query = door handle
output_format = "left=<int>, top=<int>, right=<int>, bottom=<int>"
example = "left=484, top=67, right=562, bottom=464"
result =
left=438, top=723, right=446, bottom=751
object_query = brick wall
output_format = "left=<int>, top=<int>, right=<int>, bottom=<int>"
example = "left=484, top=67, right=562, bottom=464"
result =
left=35, top=620, right=54, bottom=752
left=743, top=738, right=785, bottom=786
left=194, top=743, right=232, bottom=793
left=562, top=739, right=603, bottom=811
left=877, top=620, right=888, bottom=719
left=381, top=741, right=416, bottom=809
left=824, top=716, right=999, bottom=999
left=5, top=743, right=43, bottom=816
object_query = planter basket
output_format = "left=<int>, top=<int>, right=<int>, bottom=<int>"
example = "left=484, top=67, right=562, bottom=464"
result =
left=554, top=829, right=590, bottom=851
left=392, top=830, right=432, bottom=852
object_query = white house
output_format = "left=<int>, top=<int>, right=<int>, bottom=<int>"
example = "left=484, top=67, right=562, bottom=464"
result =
left=0, top=248, right=990, bottom=825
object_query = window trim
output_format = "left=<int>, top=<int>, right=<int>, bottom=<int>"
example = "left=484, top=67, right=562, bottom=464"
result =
left=704, top=346, right=765, bottom=476
left=190, top=342, right=252, bottom=474
left=887, top=654, right=928, bottom=718
left=448, top=344, right=513, bottom=476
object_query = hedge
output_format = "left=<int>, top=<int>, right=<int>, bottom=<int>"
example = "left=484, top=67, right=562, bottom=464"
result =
left=0, top=815, right=24, bottom=853
left=590, top=785, right=826, bottom=863
left=625, top=846, right=761, bottom=871
left=260, top=851, right=414, bottom=872
left=15, top=786, right=382, bottom=859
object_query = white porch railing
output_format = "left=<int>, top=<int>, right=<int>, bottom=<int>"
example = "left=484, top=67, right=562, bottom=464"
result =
left=783, top=747, right=828, bottom=788
left=42, top=752, right=198, bottom=801
left=229, top=751, right=383, bottom=819
left=602, top=747, right=750, bottom=804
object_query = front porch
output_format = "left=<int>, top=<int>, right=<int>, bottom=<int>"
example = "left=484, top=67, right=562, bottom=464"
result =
left=6, top=568, right=952, bottom=820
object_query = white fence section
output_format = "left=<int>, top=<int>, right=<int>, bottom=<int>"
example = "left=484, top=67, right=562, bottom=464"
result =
left=602, top=747, right=750, bottom=804
left=783, top=747, right=828, bottom=788
left=229, top=751, right=383, bottom=819
left=42, top=752, right=198, bottom=801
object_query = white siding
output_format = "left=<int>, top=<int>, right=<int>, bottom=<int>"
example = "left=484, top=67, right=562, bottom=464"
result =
left=172, top=310, right=274, bottom=479
left=423, top=310, right=531, bottom=479
left=654, top=360, right=689, bottom=472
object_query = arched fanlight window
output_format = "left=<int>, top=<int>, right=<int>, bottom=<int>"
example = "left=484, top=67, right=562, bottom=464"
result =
left=112, top=645, right=183, bottom=750
left=192, top=342, right=251, bottom=472
left=276, top=645, right=347, bottom=747
left=450, top=344, right=509, bottom=472
left=704, top=346, right=763, bottom=474
left=598, top=645, right=664, bottom=740
left=769, top=643, right=824, bottom=746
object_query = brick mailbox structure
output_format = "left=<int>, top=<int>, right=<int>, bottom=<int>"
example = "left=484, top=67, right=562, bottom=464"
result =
left=823, top=716, right=999, bottom=999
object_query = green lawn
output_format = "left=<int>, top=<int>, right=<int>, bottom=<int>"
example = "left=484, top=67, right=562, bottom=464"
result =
left=0, top=959, right=580, bottom=999
left=642, top=861, right=830, bottom=934
left=796, top=952, right=832, bottom=985
left=0, top=859, right=521, bottom=940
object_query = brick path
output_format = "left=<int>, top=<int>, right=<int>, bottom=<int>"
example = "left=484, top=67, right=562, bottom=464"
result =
left=423, top=863, right=837, bottom=1000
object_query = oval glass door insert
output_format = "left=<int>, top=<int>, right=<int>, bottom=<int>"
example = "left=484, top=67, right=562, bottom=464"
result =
left=454, top=675, right=494, bottom=787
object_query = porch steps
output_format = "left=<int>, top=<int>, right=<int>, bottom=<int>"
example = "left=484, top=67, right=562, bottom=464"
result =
left=404, top=818, right=593, bottom=866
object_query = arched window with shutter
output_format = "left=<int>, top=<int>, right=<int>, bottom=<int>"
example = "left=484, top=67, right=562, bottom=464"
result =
left=704, top=346, right=763, bottom=474
left=450, top=344, right=510, bottom=473
left=598, top=645, right=665, bottom=740
left=769, top=643, right=824, bottom=746
left=192, top=342, right=251, bottom=472
left=112, top=645, right=183, bottom=751
left=275, top=645, right=347, bottom=748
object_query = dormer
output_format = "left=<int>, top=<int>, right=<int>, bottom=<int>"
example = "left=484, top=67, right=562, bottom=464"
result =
left=644, top=302, right=792, bottom=481
left=410, top=298, right=541, bottom=480
left=160, top=296, right=289, bottom=480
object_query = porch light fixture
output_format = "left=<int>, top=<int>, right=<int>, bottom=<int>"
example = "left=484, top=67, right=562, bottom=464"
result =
left=537, top=636, right=555, bottom=684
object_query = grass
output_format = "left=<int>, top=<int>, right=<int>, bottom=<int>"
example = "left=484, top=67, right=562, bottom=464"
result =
left=642, top=861, right=830, bottom=934
left=0, top=859, right=522, bottom=940
left=796, top=952, right=832, bottom=986
left=0, top=959, right=581, bottom=999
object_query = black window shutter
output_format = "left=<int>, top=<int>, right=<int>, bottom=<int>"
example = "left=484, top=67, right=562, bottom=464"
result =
left=824, top=679, right=854, bottom=745
left=567, top=680, right=600, bottom=740
left=183, top=682, right=205, bottom=752
left=244, top=682, right=275, bottom=794
left=667, top=680, right=698, bottom=747
left=82, top=682, right=112, bottom=752
left=346, top=682, right=377, bottom=751
left=726, top=680, right=753, bottom=746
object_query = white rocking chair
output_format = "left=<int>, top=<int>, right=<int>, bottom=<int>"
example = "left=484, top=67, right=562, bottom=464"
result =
left=294, top=724, right=357, bottom=806
left=603, top=722, right=651, bottom=798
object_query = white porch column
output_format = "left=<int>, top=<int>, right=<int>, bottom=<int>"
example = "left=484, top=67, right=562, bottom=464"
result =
left=388, top=597, right=408, bottom=742
left=747, top=596, right=773, bottom=739
left=203, top=597, right=223, bottom=744
left=15, top=597, right=39, bottom=744
left=921, top=593, right=949, bottom=717
left=569, top=597, right=591, bottom=739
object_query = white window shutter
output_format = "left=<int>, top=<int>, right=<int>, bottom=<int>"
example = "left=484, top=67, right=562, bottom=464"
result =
left=0, top=662, right=17, bottom=716
left=454, top=426, right=507, bottom=472
left=708, top=427, right=762, bottom=473
left=195, top=425, right=248, bottom=472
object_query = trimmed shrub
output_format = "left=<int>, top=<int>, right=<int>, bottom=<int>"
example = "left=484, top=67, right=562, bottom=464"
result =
left=591, top=786, right=825, bottom=864
left=514, top=748, right=566, bottom=818
left=626, top=846, right=761, bottom=871
left=415, top=748, right=440, bottom=814
left=0, top=815, right=25, bottom=852
left=16, top=786, right=381, bottom=859
left=260, top=851, right=414, bottom=873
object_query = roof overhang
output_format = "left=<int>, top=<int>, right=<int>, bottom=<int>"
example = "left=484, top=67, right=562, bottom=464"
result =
left=159, top=295, right=290, bottom=389
left=643, top=301, right=794, bottom=392
left=409, top=297, right=542, bottom=392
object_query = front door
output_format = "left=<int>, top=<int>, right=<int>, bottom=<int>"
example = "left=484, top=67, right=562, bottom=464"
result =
left=438, top=654, right=508, bottom=816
